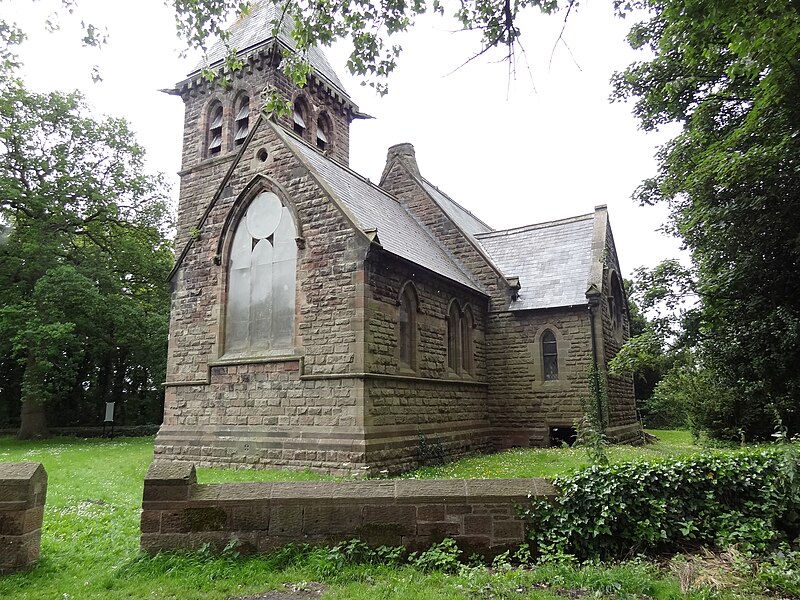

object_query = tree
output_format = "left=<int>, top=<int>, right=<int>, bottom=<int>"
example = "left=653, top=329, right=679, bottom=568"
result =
left=0, top=76, right=173, bottom=438
left=611, top=263, right=696, bottom=428
left=610, top=0, right=800, bottom=440
left=6, top=0, right=797, bottom=441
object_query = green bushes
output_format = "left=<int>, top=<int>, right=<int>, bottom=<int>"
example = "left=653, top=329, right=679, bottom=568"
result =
left=521, top=443, right=800, bottom=560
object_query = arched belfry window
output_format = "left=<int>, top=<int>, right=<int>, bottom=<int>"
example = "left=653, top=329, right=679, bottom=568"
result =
left=316, top=113, right=331, bottom=151
left=447, top=301, right=461, bottom=372
left=233, top=95, right=250, bottom=147
left=225, top=191, right=297, bottom=355
left=207, top=102, right=223, bottom=157
left=461, top=306, right=474, bottom=375
left=542, top=330, right=558, bottom=381
left=398, top=285, right=417, bottom=370
left=293, top=99, right=308, bottom=138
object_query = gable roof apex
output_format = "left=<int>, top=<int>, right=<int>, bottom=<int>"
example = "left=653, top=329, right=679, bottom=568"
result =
left=271, top=123, right=486, bottom=294
left=475, top=211, right=597, bottom=311
left=184, top=1, right=351, bottom=103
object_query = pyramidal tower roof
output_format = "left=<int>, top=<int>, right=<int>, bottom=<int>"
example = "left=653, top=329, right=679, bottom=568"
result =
left=188, top=0, right=350, bottom=100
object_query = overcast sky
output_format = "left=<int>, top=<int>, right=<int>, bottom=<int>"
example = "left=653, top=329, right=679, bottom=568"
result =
left=9, top=0, right=685, bottom=278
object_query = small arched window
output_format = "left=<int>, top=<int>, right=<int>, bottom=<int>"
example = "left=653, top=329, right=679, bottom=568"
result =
left=233, top=95, right=250, bottom=147
left=316, top=113, right=331, bottom=151
left=447, top=302, right=460, bottom=373
left=293, top=99, right=308, bottom=138
left=207, top=102, right=223, bottom=157
left=542, top=330, right=558, bottom=381
left=225, top=191, right=297, bottom=355
left=398, top=285, right=417, bottom=370
left=461, top=306, right=474, bottom=375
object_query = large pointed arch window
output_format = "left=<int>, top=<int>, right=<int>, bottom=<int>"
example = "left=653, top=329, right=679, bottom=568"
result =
left=225, top=191, right=297, bottom=355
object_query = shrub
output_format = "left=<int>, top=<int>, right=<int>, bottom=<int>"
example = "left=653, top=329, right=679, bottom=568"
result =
left=520, top=443, right=800, bottom=560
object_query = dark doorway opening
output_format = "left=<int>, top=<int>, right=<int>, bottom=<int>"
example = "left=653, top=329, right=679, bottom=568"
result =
left=549, top=426, right=577, bottom=447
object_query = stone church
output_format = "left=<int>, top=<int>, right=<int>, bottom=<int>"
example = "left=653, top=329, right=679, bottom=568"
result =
left=155, top=1, right=641, bottom=474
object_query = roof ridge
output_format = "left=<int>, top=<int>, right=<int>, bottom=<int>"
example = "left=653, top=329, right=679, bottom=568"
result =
left=418, top=176, right=494, bottom=232
left=475, top=212, right=594, bottom=238
left=276, top=125, right=486, bottom=294
left=277, top=123, right=403, bottom=205
left=186, top=0, right=352, bottom=101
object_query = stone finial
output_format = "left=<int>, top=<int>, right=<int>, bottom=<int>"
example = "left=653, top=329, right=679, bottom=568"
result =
left=384, top=142, right=420, bottom=178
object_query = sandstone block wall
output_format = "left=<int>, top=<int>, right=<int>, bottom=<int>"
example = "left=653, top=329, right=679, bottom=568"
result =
left=597, top=222, right=639, bottom=440
left=0, top=462, right=47, bottom=575
left=140, top=462, right=555, bottom=555
left=158, top=118, right=371, bottom=473
left=361, top=254, right=493, bottom=470
left=486, top=307, right=595, bottom=447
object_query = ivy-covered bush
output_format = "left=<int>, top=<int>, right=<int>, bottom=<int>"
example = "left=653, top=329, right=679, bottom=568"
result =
left=521, top=444, right=800, bottom=559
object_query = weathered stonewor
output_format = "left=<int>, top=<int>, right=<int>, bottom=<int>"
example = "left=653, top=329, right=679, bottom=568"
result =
left=140, top=461, right=555, bottom=555
left=0, top=462, right=47, bottom=575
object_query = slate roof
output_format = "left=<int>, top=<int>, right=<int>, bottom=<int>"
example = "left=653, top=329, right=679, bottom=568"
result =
left=475, top=214, right=596, bottom=310
left=189, top=0, right=350, bottom=100
left=419, top=179, right=493, bottom=237
left=274, top=125, right=484, bottom=293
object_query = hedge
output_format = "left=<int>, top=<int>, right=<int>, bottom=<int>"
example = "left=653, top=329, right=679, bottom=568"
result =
left=521, top=444, right=800, bottom=559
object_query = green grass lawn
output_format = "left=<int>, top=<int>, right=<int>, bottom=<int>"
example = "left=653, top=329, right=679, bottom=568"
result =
left=0, top=431, right=790, bottom=599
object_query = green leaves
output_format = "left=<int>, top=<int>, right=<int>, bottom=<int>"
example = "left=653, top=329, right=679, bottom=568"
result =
left=0, top=78, right=172, bottom=434
left=613, top=0, right=800, bottom=441
left=521, top=443, right=800, bottom=560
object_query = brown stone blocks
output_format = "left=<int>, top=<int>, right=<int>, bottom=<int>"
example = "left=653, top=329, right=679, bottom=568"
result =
left=492, top=519, right=524, bottom=541
left=464, top=515, right=492, bottom=535
left=0, top=462, right=47, bottom=575
left=416, top=504, right=445, bottom=522
left=361, top=504, right=416, bottom=536
left=268, top=504, right=303, bottom=536
left=140, top=465, right=556, bottom=555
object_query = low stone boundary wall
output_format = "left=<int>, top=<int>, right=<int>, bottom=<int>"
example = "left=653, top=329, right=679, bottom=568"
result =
left=140, top=462, right=556, bottom=554
left=0, top=462, right=47, bottom=575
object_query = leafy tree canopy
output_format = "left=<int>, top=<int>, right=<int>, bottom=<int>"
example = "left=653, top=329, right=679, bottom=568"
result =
left=611, top=0, right=800, bottom=440
left=0, top=74, right=173, bottom=437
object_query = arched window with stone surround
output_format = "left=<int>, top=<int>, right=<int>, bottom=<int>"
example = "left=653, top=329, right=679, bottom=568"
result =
left=225, top=190, right=297, bottom=355
left=542, top=329, right=558, bottom=381
left=447, top=301, right=461, bottom=373
left=293, top=97, right=309, bottom=139
left=233, top=94, right=250, bottom=147
left=207, top=101, right=223, bottom=157
left=461, top=305, right=474, bottom=375
left=316, top=113, right=332, bottom=151
left=398, top=284, right=418, bottom=370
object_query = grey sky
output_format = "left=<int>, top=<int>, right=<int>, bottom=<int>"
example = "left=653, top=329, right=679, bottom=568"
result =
left=11, top=0, right=684, bottom=278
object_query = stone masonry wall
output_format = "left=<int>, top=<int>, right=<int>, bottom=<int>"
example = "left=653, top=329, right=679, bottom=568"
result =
left=157, top=119, right=370, bottom=474
left=598, top=222, right=639, bottom=440
left=140, top=462, right=555, bottom=555
left=174, top=50, right=353, bottom=252
left=378, top=153, right=510, bottom=312
left=0, top=462, right=47, bottom=575
left=362, top=254, right=493, bottom=472
left=486, top=307, right=595, bottom=448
